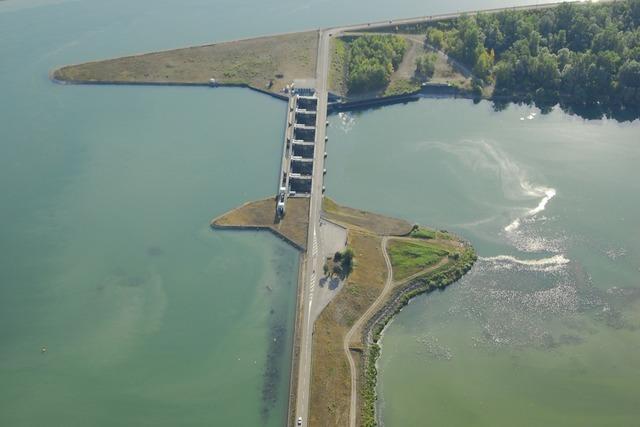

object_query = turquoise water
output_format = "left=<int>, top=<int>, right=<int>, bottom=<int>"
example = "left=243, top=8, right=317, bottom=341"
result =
left=326, top=100, right=640, bottom=426
left=0, top=0, right=601, bottom=425
left=1, top=2, right=303, bottom=425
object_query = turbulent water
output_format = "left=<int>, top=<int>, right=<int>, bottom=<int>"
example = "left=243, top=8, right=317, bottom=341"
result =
left=1, top=0, right=633, bottom=425
left=328, top=100, right=640, bottom=426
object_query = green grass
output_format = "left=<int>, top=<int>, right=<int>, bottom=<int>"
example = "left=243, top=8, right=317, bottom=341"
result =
left=328, top=38, right=348, bottom=96
left=388, top=240, right=449, bottom=281
left=410, top=226, right=436, bottom=239
left=409, top=226, right=457, bottom=241
left=384, top=78, right=420, bottom=96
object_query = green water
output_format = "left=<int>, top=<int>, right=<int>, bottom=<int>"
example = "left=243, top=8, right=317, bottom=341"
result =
left=1, top=0, right=623, bottom=425
left=326, top=100, right=640, bottom=426
left=1, top=2, right=304, bottom=425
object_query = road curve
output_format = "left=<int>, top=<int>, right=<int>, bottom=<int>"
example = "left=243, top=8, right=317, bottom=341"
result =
left=343, top=236, right=392, bottom=427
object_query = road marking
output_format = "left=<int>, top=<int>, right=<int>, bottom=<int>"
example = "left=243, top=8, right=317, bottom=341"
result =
left=312, top=227, right=318, bottom=256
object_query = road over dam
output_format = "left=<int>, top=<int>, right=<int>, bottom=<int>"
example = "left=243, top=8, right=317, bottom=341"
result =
left=290, top=2, right=579, bottom=426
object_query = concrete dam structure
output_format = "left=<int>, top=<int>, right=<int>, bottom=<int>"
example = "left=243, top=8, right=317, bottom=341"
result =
left=277, top=92, right=320, bottom=215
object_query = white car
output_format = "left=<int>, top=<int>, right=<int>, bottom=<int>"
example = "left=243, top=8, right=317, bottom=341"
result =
left=297, top=416, right=303, bottom=425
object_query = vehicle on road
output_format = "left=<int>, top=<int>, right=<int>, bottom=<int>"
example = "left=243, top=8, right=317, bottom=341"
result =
left=297, top=416, right=303, bottom=425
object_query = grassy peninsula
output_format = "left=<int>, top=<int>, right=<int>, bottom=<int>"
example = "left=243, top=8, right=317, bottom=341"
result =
left=310, top=199, right=476, bottom=427
left=53, top=31, right=318, bottom=95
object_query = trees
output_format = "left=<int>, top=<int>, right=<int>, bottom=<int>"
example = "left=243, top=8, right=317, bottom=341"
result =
left=415, top=54, right=436, bottom=81
left=618, top=59, right=640, bottom=106
left=473, top=48, right=494, bottom=80
left=619, top=59, right=640, bottom=87
left=329, top=247, right=355, bottom=279
left=431, top=0, right=640, bottom=118
left=425, top=28, right=444, bottom=49
left=347, top=35, right=407, bottom=93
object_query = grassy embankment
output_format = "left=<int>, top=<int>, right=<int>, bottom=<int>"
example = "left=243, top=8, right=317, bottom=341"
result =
left=53, top=31, right=318, bottom=95
left=329, top=33, right=471, bottom=99
left=211, top=197, right=309, bottom=250
left=309, top=199, right=476, bottom=427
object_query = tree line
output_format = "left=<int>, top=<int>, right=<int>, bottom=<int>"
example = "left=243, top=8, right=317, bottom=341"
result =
left=346, top=35, right=407, bottom=94
left=425, top=0, right=640, bottom=120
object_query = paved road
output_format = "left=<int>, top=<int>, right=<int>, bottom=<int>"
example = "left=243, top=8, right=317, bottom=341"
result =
left=293, top=3, right=582, bottom=425
left=293, top=27, right=331, bottom=427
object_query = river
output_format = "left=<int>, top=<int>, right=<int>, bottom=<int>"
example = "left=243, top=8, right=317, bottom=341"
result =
left=1, top=0, right=636, bottom=426
left=326, top=99, right=640, bottom=426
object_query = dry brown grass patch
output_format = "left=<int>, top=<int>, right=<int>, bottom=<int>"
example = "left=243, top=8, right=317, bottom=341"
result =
left=309, top=229, right=386, bottom=427
left=323, top=198, right=412, bottom=236
left=54, top=31, right=319, bottom=94
left=212, top=196, right=309, bottom=249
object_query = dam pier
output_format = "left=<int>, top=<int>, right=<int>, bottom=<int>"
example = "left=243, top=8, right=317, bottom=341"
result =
left=277, top=85, right=321, bottom=216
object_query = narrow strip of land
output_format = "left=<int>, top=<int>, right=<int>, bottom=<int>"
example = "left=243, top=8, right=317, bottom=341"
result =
left=343, top=236, right=391, bottom=427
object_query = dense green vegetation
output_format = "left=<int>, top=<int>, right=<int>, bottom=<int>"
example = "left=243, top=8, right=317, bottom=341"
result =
left=426, top=0, right=640, bottom=119
left=415, top=53, right=437, bottom=80
left=409, top=225, right=437, bottom=239
left=346, top=35, right=407, bottom=94
left=383, top=78, right=420, bottom=96
left=388, top=240, right=449, bottom=280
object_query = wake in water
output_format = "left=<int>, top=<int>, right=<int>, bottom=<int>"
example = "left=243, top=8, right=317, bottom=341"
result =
left=504, top=183, right=556, bottom=233
left=480, top=254, right=569, bottom=273
left=416, top=138, right=558, bottom=241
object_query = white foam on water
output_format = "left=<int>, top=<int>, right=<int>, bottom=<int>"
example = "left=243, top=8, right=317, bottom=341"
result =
left=504, top=183, right=556, bottom=232
left=337, top=112, right=355, bottom=133
left=414, top=139, right=558, bottom=244
left=480, top=254, right=570, bottom=272
left=504, top=218, right=521, bottom=232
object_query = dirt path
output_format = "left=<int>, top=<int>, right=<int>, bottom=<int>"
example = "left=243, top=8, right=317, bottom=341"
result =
left=393, top=37, right=422, bottom=81
left=343, top=237, right=451, bottom=427
left=344, top=236, right=392, bottom=427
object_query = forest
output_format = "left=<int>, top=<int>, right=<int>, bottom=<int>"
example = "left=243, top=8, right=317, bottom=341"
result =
left=346, top=34, right=407, bottom=94
left=424, top=0, right=640, bottom=119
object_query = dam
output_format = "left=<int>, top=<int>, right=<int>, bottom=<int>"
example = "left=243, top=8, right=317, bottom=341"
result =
left=277, top=90, right=320, bottom=215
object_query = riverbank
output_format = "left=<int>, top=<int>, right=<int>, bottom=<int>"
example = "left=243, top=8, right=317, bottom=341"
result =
left=362, top=237, right=476, bottom=426
left=309, top=199, right=476, bottom=426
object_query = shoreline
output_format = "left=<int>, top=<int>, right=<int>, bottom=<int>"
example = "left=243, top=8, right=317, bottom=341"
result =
left=210, top=199, right=310, bottom=426
left=361, top=245, right=476, bottom=425
left=210, top=222, right=305, bottom=252
left=51, top=74, right=289, bottom=101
